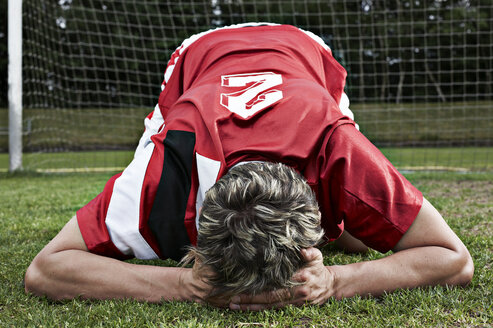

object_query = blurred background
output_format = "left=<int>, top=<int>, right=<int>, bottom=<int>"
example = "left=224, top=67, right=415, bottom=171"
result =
left=1, top=0, right=491, bottom=172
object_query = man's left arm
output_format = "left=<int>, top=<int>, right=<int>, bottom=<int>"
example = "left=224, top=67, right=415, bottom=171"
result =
left=228, top=197, right=474, bottom=310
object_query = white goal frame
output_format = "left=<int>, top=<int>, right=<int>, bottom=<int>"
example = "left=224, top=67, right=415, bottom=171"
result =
left=8, top=0, right=23, bottom=171
left=9, top=1, right=492, bottom=172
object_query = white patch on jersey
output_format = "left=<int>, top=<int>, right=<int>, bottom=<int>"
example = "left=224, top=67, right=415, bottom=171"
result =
left=296, top=28, right=331, bottom=51
left=220, top=72, right=283, bottom=119
left=177, top=22, right=280, bottom=56
left=195, top=153, right=222, bottom=231
left=162, top=23, right=280, bottom=89
left=105, top=143, right=159, bottom=260
left=338, top=92, right=359, bottom=130
left=134, top=104, right=164, bottom=158
left=232, top=160, right=266, bottom=168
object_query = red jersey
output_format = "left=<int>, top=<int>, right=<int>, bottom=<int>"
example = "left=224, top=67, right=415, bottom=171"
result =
left=77, top=23, right=422, bottom=261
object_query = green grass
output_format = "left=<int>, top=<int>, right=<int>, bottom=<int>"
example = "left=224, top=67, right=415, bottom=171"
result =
left=351, top=101, right=492, bottom=145
left=380, top=147, right=492, bottom=171
left=1, top=101, right=491, bottom=171
left=0, top=171, right=492, bottom=327
left=0, top=151, right=135, bottom=171
left=1, top=101, right=492, bottom=152
left=1, top=146, right=491, bottom=172
left=0, top=107, right=150, bottom=153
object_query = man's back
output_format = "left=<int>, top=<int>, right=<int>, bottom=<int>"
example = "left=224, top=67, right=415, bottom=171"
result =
left=159, top=23, right=351, bottom=169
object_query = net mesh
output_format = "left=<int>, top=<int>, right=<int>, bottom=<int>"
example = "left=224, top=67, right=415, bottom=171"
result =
left=12, top=0, right=493, bottom=171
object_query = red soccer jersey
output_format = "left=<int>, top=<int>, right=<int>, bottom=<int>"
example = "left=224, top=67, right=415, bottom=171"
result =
left=77, top=23, right=423, bottom=261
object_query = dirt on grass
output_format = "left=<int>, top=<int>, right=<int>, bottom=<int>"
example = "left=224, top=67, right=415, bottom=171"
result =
left=418, top=179, right=492, bottom=237
left=421, top=180, right=491, bottom=205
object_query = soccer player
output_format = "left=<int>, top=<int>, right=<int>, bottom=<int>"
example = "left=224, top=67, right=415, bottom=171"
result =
left=24, top=23, right=473, bottom=310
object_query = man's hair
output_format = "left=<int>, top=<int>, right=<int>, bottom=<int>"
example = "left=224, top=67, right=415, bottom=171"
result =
left=182, top=162, right=324, bottom=297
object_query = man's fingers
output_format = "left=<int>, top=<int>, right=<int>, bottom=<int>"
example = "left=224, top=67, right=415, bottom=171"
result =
left=228, top=286, right=318, bottom=311
left=227, top=248, right=327, bottom=311
left=207, top=296, right=231, bottom=309
left=230, top=288, right=292, bottom=306
left=291, top=269, right=309, bottom=282
left=230, top=300, right=297, bottom=311
left=301, top=247, right=323, bottom=263
left=230, top=302, right=283, bottom=311
left=230, top=297, right=310, bottom=311
left=232, top=289, right=290, bottom=303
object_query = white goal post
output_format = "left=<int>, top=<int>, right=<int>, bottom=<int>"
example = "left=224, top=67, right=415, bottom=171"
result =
left=8, top=0, right=22, bottom=171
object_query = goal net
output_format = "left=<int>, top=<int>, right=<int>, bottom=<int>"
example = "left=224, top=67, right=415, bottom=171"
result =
left=10, top=0, right=493, bottom=171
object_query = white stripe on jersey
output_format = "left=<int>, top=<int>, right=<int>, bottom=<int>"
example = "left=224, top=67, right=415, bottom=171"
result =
left=162, top=22, right=280, bottom=89
left=134, top=103, right=164, bottom=158
left=232, top=160, right=265, bottom=168
left=105, top=142, right=159, bottom=260
left=296, top=27, right=331, bottom=51
left=338, top=92, right=359, bottom=130
left=195, top=153, right=222, bottom=231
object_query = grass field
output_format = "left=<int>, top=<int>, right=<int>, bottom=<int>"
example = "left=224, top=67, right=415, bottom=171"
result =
left=1, top=147, right=491, bottom=173
left=0, top=101, right=491, bottom=152
left=0, top=101, right=492, bottom=326
left=0, top=170, right=492, bottom=327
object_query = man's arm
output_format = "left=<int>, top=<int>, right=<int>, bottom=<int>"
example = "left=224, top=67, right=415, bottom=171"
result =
left=24, top=216, right=213, bottom=303
left=334, top=230, right=369, bottom=253
left=229, top=197, right=474, bottom=310
left=328, top=197, right=473, bottom=298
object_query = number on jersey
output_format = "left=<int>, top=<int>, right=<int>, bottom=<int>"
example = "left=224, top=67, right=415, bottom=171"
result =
left=220, top=72, right=283, bottom=119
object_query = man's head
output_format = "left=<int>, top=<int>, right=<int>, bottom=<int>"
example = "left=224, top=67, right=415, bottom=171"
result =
left=184, top=162, right=324, bottom=297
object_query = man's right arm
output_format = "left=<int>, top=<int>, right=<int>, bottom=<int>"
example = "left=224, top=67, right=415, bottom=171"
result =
left=334, top=230, right=369, bottom=253
left=24, top=216, right=211, bottom=303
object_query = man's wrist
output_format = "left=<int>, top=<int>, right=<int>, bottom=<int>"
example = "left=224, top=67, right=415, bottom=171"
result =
left=140, top=266, right=193, bottom=303
left=177, top=267, right=200, bottom=302
left=325, top=265, right=345, bottom=300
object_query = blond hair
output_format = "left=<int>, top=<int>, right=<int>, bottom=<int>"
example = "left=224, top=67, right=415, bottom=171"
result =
left=182, top=162, right=324, bottom=298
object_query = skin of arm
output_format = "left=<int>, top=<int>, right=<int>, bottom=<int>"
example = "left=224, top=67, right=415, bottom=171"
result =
left=334, top=230, right=369, bottom=253
left=24, top=216, right=221, bottom=305
left=228, top=197, right=474, bottom=310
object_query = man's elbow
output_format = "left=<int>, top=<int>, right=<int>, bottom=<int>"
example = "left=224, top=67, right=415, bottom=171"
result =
left=458, top=253, right=474, bottom=286
left=450, top=246, right=474, bottom=287
left=24, top=253, right=59, bottom=299
left=24, top=257, right=43, bottom=296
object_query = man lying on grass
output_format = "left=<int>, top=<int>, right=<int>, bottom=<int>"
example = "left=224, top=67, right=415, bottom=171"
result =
left=24, top=23, right=473, bottom=310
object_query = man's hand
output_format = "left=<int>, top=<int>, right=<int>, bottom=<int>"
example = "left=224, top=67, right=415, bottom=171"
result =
left=180, top=260, right=212, bottom=304
left=180, top=259, right=231, bottom=308
left=229, top=247, right=335, bottom=311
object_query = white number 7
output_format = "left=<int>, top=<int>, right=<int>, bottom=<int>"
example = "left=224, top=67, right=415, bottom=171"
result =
left=220, top=72, right=283, bottom=119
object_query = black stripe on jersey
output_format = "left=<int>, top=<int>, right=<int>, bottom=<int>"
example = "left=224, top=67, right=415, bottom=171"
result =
left=148, top=130, right=195, bottom=261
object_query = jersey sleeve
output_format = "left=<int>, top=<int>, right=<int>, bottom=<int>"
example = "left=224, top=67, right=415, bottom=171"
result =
left=76, top=138, right=162, bottom=260
left=318, top=124, right=423, bottom=253
left=76, top=173, right=129, bottom=259
left=76, top=126, right=198, bottom=261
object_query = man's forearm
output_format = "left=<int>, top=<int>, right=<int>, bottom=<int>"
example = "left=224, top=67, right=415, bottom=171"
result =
left=330, top=198, right=474, bottom=300
left=329, top=245, right=473, bottom=299
left=24, top=217, right=203, bottom=303
left=25, top=249, right=192, bottom=302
